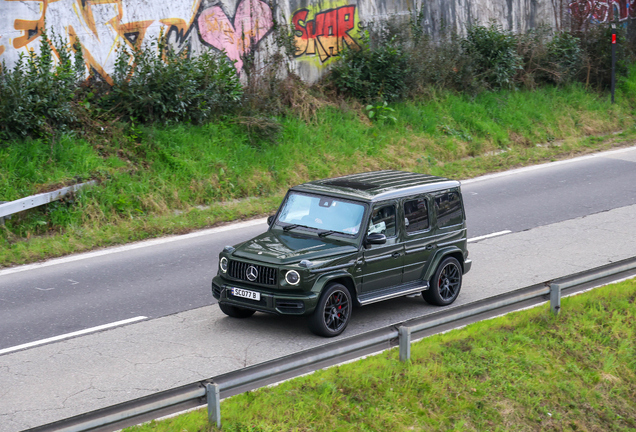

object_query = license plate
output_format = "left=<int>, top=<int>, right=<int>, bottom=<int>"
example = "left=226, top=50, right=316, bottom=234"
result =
left=231, top=287, right=260, bottom=301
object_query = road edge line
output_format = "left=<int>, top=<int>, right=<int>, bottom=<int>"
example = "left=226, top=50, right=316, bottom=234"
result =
left=0, top=219, right=267, bottom=277
left=0, top=316, right=148, bottom=356
left=467, top=230, right=512, bottom=243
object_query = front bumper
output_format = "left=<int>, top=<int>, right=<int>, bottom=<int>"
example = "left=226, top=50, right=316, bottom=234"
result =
left=212, top=276, right=319, bottom=315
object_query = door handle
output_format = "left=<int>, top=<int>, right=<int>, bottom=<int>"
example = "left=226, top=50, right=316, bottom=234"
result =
left=426, top=245, right=434, bottom=250
left=392, top=252, right=402, bottom=258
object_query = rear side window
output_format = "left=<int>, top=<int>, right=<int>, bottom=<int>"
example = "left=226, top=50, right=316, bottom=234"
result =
left=404, top=198, right=429, bottom=233
left=434, top=192, right=463, bottom=227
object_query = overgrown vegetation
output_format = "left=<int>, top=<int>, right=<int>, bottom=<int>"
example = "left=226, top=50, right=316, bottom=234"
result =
left=330, top=20, right=633, bottom=102
left=330, top=30, right=409, bottom=102
left=0, top=30, right=84, bottom=141
left=101, top=39, right=243, bottom=124
left=1, top=13, right=636, bottom=265
left=124, top=278, right=636, bottom=432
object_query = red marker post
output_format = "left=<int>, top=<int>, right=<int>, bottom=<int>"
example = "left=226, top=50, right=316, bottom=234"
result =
left=611, top=24, right=616, bottom=104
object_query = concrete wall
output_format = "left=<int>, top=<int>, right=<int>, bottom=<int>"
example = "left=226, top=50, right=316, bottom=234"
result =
left=0, top=0, right=630, bottom=84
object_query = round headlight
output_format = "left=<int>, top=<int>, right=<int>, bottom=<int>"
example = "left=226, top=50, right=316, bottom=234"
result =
left=285, top=270, right=300, bottom=285
left=219, top=257, right=228, bottom=273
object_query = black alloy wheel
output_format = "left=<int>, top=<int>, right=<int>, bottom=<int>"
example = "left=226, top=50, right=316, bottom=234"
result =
left=423, top=257, right=462, bottom=306
left=219, top=302, right=256, bottom=318
left=308, top=283, right=352, bottom=337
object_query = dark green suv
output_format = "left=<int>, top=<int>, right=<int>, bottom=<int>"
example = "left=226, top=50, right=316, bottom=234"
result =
left=212, top=170, right=471, bottom=337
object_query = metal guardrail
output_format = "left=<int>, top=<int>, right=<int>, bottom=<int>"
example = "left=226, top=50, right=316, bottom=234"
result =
left=26, top=255, right=636, bottom=432
left=0, top=181, right=96, bottom=224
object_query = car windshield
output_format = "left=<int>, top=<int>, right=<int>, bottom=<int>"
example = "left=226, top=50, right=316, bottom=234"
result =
left=277, top=192, right=366, bottom=236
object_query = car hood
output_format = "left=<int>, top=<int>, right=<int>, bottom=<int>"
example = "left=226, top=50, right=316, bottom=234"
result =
left=232, top=230, right=358, bottom=265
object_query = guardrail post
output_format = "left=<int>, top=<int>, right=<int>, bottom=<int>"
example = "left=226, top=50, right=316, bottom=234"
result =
left=550, top=283, right=561, bottom=315
left=206, top=382, right=221, bottom=428
left=399, top=326, right=411, bottom=361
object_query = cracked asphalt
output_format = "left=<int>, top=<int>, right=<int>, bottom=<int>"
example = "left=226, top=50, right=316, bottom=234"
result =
left=2, top=147, right=636, bottom=431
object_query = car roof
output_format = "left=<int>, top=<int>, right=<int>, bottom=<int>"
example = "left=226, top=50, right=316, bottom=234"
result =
left=291, top=170, right=460, bottom=202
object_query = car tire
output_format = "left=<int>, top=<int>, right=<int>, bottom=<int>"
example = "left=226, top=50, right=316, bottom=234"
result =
left=423, top=256, right=462, bottom=306
left=308, top=283, right=352, bottom=337
left=219, top=302, right=256, bottom=318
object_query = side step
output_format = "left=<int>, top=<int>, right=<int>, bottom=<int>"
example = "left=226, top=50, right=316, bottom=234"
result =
left=358, top=281, right=429, bottom=306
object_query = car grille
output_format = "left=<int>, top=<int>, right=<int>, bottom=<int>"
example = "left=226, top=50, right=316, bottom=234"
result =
left=228, top=260, right=278, bottom=286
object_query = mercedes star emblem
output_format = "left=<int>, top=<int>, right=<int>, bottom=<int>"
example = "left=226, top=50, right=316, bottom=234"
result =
left=246, top=265, right=258, bottom=281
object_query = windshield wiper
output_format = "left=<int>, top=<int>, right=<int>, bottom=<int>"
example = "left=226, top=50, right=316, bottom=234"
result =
left=283, top=224, right=300, bottom=232
left=318, top=230, right=337, bottom=237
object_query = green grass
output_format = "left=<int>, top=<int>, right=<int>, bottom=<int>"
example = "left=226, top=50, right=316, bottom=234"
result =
left=125, top=278, right=636, bottom=432
left=2, top=73, right=636, bottom=266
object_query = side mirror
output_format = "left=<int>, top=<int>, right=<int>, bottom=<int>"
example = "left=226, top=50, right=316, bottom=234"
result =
left=365, top=232, right=387, bottom=246
left=267, top=215, right=274, bottom=225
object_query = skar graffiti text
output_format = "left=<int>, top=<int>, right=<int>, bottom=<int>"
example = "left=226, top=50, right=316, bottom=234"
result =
left=292, top=5, right=359, bottom=62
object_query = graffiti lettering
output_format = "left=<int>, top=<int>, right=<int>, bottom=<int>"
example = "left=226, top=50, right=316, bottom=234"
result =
left=0, top=0, right=274, bottom=82
left=292, top=5, right=359, bottom=63
left=198, top=0, right=273, bottom=71
left=569, top=0, right=636, bottom=23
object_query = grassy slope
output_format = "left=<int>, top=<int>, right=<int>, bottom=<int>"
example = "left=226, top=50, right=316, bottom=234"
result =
left=2, top=78, right=636, bottom=266
left=126, top=278, right=636, bottom=432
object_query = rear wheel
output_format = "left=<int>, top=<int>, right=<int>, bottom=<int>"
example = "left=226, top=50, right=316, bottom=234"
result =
left=308, top=283, right=352, bottom=337
left=219, top=302, right=256, bottom=318
left=423, top=257, right=462, bottom=306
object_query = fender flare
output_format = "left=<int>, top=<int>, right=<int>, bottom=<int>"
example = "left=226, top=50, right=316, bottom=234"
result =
left=423, top=246, right=466, bottom=282
left=311, top=270, right=358, bottom=301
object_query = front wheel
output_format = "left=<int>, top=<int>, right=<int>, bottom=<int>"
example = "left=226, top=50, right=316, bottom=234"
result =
left=219, top=302, right=256, bottom=318
left=423, top=257, right=462, bottom=306
left=308, top=283, right=352, bottom=337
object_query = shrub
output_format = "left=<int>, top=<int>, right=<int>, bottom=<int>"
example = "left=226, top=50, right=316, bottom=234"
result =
left=98, top=37, right=243, bottom=124
left=0, top=29, right=84, bottom=142
left=462, top=23, right=522, bottom=90
left=329, top=29, right=409, bottom=102
left=516, top=27, right=583, bottom=87
left=547, top=32, right=584, bottom=84
left=404, top=30, right=481, bottom=96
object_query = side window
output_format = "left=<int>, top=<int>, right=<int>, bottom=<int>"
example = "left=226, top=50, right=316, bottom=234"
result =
left=434, top=191, right=463, bottom=228
left=404, top=197, right=429, bottom=233
left=368, top=204, right=396, bottom=237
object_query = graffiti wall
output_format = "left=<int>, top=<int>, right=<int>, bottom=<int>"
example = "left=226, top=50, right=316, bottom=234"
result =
left=568, top=0, right=636, bottom=24
left=0, top=0, right=275, bottom=83
left=0, top=0, right=625, bottom=84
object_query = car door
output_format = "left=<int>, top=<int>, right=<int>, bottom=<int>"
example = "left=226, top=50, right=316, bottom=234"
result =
left=402, top=195, right=435, bottom=284
left=361, top=202, right=404, bottom=293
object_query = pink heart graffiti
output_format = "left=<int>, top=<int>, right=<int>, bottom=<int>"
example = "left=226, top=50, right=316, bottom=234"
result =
left=198, top=0, right=273, bottom=72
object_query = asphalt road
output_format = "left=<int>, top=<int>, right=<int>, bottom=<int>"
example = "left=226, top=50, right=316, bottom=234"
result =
left=1, top=146, right=636, bottom=350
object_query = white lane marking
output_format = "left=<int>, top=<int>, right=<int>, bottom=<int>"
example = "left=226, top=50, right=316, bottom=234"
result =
left=467, top=230, right=512, bottom=243
left=0, top=316, right=147, bottom=356
left=0, top=218, right=267, bottom=277
left=461, top=145, right=636, bottom=185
